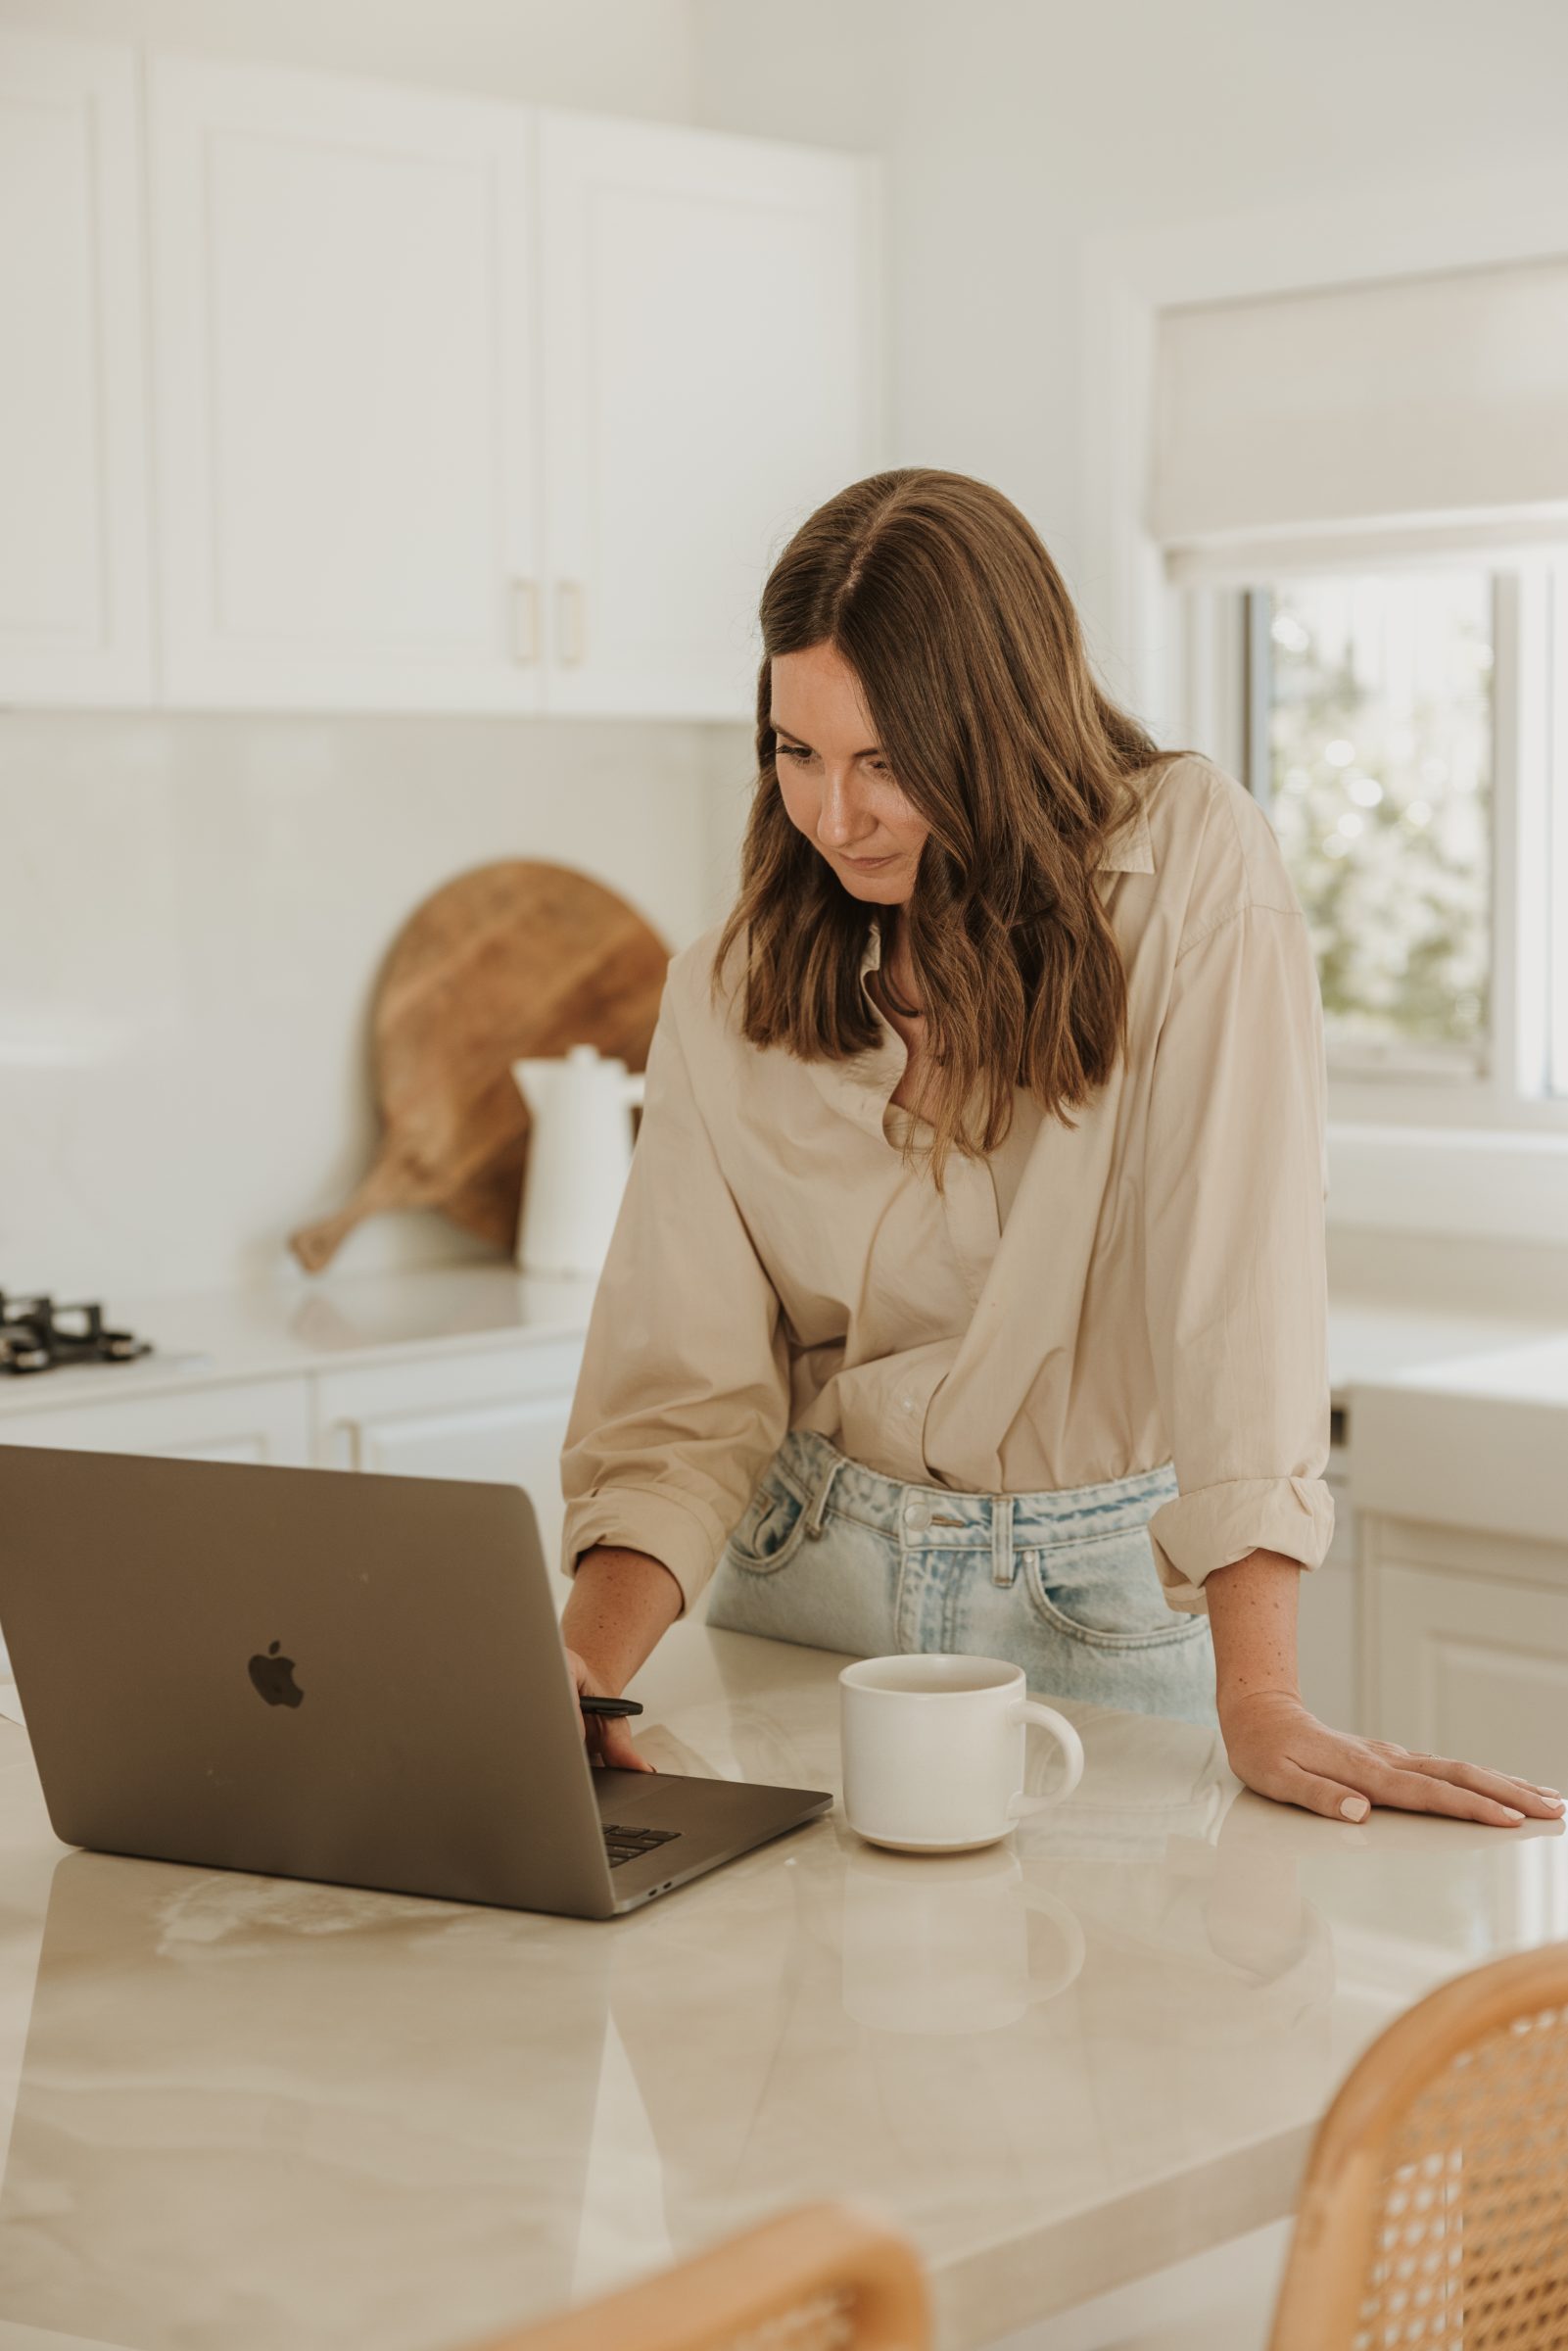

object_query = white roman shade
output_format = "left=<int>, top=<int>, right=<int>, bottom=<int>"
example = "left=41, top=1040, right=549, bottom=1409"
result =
left=1152, top=253, right=1568, bottom=583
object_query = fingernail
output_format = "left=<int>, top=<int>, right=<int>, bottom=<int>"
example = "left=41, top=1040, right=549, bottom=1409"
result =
left=1502, top=1807, right=1525, bottom=1822
left=1340, top=1796, right=1369, bottom=1821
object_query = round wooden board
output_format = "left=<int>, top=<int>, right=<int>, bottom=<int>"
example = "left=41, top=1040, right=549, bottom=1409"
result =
left=289, top=861, right=672, bottom=1273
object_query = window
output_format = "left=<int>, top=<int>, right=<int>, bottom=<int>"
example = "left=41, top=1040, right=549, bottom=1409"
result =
left=1244, top=571, right=1495, bottom=1077
left=1183, top=552, right=1568, bottom=1128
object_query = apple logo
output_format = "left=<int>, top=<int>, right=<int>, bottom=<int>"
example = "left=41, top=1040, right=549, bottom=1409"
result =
left=248, top=1640, right=304, bottom=1709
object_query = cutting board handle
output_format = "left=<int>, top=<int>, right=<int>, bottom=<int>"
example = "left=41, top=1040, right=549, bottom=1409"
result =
left=288, top=1148, right=417, bottom=1275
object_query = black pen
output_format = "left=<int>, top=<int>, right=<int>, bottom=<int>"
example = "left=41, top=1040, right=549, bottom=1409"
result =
left=579, top=1695, right=644, bottom=1718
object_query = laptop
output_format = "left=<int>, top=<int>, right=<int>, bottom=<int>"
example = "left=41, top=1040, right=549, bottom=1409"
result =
left=0, top=1443, right=832, bottom=1919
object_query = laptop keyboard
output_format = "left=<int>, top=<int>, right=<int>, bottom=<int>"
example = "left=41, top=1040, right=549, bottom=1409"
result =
left=602, top=1823, right=682, bottom=1870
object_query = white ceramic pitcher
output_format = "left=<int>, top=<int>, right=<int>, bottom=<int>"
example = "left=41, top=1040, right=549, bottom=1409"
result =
left=511, top=1044, right=646, bottom=1276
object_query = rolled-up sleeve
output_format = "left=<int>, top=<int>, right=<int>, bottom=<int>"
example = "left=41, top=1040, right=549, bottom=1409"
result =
left=1140, top=898, right=1336, bottom=1614
left=556, top=971, right=791, bottom=1618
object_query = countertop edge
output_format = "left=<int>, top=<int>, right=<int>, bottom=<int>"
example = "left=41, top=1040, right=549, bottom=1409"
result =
left=931, top=2115, right=1312, bottom=2342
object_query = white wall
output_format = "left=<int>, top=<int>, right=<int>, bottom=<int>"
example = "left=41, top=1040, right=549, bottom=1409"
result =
left=0, top=0, right=699, bottom=113
left=0, top=713, right=747, bottom=1297
left=691, top=0, right=1568, bottom=691
left=0, top=0, right=760, bottom=1301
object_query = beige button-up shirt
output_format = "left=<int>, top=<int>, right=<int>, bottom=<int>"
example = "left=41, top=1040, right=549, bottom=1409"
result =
left=558, top=751, right=1335, bottom=1620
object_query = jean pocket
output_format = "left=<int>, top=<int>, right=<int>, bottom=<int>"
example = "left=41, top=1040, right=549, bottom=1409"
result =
left=723, top=1466, right=812, bottom=1575
left=1022, top=1531, right=1208, bottom=1650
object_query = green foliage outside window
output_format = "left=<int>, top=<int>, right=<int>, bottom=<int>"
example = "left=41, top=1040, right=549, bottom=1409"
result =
left=1262, top=572, right=1493, bottom=1058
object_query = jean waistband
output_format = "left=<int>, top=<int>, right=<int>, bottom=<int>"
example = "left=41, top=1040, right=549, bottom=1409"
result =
left=773, top=1424, right=1179, bottom=1553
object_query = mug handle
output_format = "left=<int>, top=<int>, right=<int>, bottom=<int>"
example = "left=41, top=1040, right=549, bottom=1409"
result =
left=1006, top=1699, right=1085, bottom=1817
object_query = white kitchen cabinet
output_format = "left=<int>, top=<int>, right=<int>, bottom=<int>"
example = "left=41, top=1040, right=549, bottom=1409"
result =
left=6, top=43, right=880, bottom=715
left=1294, top=1442, right=1359, bottom=1731
left=311, top=1339, right=583, bottom=1607
left=0, top=1377, right=312, bottom=1465
left=1296, top=1554, right=1358, bottom=1731
left=1362, top=1514, right=1568, bottom=1786
left=149, top=54, right=541, bottom=710
left=0, top=31, right=152, bottom=703
left=536, top=107, right=883, bottom=716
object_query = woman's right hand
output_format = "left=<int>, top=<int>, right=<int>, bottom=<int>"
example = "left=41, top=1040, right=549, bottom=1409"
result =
left=559, top=1543, right=683, bottom=1774
left=565, top=1645, right=656, bottom=1773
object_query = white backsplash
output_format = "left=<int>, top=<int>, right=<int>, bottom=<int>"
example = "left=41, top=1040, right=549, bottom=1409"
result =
left=0, top=710, right=752, bottom=1300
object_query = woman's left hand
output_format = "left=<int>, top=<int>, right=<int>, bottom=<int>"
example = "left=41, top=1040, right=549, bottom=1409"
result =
left=1219, top=1688, right=1566, bottom=1826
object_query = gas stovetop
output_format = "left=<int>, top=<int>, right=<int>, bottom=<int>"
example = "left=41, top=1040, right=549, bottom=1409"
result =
left=0, top=1292, right=156, bottom=1376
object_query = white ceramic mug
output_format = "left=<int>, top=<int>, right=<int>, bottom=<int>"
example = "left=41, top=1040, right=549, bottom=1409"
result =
left=838, top=1655, right=1085, bottom=1852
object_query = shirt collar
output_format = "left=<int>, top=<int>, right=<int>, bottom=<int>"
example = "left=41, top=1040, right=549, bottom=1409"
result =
left=858, top=795, right=1155, bottom=983
left=1096, top=791, right=1155, bottom=875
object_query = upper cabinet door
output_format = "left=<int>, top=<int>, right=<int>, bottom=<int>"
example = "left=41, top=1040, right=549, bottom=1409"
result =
left=0, top=33, right=152, bottom=704
left=149, top=57, right=540, bottom=710
left=537, top=111, right=884, bottom=719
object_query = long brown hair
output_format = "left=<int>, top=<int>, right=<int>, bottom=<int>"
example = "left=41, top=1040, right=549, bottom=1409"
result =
left=710, top=467, right=1198, bottom=1193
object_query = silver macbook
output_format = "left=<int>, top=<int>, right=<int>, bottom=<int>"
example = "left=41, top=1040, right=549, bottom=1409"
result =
left=0, top=1443, right=832, bottom=1918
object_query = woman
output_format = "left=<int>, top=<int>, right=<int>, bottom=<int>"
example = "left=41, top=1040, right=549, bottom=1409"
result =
left=556, top=467, right=1561, bottom=1835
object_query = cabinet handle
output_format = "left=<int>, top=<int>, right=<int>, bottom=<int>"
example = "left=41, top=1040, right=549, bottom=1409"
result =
left=510, top=578, right=540, bottom=665
left=325, top=1421, right=360, bottom=1472
left=556, top=579, right=587, bottom=666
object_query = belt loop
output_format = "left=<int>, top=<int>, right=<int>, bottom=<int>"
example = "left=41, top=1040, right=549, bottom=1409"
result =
left=991, top=1492, right=1016, bottom=1587
left=803, top=1449, right=843, bottom=1540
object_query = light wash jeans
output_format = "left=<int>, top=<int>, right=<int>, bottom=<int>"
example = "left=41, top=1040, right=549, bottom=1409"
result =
left=704, top=1426, right=1219, bottom=1727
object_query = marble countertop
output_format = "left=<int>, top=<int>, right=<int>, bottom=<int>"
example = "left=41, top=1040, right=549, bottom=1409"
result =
left=0, top=1627, right=1563, bottom=2351
left=3, top=1261, right=1564, bottom=1425
left=1328, top=1297, right=1568, bottom=1404
left=1350, top=1325, right=1568, bottom=1410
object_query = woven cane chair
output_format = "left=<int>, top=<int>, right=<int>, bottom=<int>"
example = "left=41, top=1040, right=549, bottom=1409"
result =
left=485, top=2201, right=930, bottom=2351
left=1267, top=1940, right=1568, bottom=2351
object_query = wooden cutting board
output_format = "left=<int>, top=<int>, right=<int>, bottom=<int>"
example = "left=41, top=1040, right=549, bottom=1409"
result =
left=289, top=860, right=672, bottom=1274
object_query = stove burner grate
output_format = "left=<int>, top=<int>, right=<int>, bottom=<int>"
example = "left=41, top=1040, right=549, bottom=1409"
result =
left=0, top=1292, right=154, bottom=1376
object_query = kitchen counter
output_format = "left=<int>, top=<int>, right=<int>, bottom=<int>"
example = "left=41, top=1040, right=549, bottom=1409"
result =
left=1327, top=1297, right=1568, bottom=1402
left=2, top=1261, right=1562, bottom=1422
left=1347, top=1322, right=1568, bottom=1548
left=0, top=1625, right=1563, bottom=2351
left=1361, top=1327, right=1568, bottom=1409
left=0, top=1265, right=601, bottom=1419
